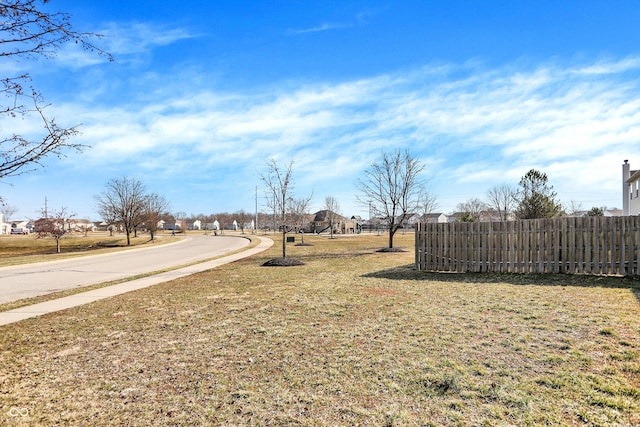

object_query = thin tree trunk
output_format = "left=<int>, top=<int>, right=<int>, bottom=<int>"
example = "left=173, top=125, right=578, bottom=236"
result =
left=388, top=226, right=395, bottom=249
left=282, top=230, right=287, bottom=258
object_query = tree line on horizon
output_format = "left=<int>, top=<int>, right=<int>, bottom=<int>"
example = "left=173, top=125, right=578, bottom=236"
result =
left=453, top=169, right=614, bottom=223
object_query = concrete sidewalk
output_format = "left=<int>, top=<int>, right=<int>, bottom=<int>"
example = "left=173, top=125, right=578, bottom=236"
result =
left=0, top=236, right=273, bottom=326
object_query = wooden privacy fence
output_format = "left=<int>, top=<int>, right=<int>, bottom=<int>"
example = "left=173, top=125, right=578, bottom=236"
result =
left=415, top=216, right=640, bottom=276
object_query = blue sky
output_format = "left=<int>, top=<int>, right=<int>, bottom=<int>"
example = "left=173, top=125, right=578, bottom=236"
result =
left=2, top=0, right=640, bottom=221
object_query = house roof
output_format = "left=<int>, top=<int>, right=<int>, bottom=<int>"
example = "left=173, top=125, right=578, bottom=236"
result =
left=311, top=210, right=347, bottom=222
left=604, top=209, right=623, bottom=216
left=627, top=169, right=640, bottom=183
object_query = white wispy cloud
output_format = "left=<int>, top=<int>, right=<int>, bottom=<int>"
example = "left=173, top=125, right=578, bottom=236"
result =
left=572, top=57, right=640, bottom=75
left=54, top=55, right=640, bottom=213
left=285, top=15, right=370, bottom=35
left=47, top=22, right=195, bottom=69
left=287, top=22, right=344, bottom=34
left=101, top=22, right=195, bottom=54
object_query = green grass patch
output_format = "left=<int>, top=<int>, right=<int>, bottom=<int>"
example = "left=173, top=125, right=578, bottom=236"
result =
left=1, top=233, right=639, bottom=425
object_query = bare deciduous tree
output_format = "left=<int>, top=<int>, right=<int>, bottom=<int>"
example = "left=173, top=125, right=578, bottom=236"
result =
left=34, top=206, right=74, bottom=253
left=486, top=184, right=517, bottom=221
left=1, top=203, right=18, bottom=221
left=289, top=194, right=313, bottom=244
left=1, top=0, right=111, bottom=179
left=356, top=149, right=425, bottom=250
left=566, top=200, right=584, bottom=216
left=455, top=197, right=487, bottom=222
left=173, top=211, right=187, bottom=233
left=324, top=196, right=341, bottom=239
left=235, top=210, right=252, bottom=234
left=260, top=159, right=295, bottom=260
left=419, top=189, right=439, bottom=217
left=143, top=193, right=170, bottom=241
left=95, top=177, right=147, bottom=246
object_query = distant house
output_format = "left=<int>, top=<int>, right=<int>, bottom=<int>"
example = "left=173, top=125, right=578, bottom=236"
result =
left=160, top=220, right=181, bottom=230
left=70, top=219, right=96, bottom=232
left=566, top=209, right=623, bottom=218
left=309, top=210, right=357, bottom=234
left=623, top=160, right=640, bottom=216
left=604, top=208, right=623, bottom=217
left=403, top=214, right=422, bottom=228
left=421, top=213, right=448, bottom=223
left=4, top=219, right=33, bottom=234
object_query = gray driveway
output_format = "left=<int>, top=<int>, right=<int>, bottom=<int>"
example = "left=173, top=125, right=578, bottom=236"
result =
left=0, top=235, right=250, bottom=304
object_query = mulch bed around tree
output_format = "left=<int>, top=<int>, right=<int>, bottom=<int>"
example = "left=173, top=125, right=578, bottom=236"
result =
left=262, top=257, right=306, bottom=266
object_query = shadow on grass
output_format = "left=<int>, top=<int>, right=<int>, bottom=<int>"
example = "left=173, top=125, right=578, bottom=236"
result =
left=363, top=264, right=640, bottom=301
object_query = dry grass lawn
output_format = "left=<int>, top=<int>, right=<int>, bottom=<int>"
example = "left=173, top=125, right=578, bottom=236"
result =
left=1, top=233, right=639, bottom=426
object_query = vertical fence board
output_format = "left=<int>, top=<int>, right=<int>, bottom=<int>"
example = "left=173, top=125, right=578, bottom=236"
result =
left=568, top=217, right=575, bottom=274
left=537, top=220, right=544, bottom=273
left=594, top=218, right=602, bottom=274
left=481, top=222, right=488, bottom=272
left=552, top=218, right=560, bottom=273
left=634, top=217, right=640, bottom=275
left=575, top=217, right=583, bottom=274
left=506, top=221, right=513, bottom=272
left=518, top=221, right=531, bottom=273
left=583, top=217, right=591, bottom=274
left=602, top=217, right=609, bottom=274
left=453, top=222, right=459, bottom=272
left=437, top=222, right=444, bottom=271
left=611, top=217, right=618, bottom=274
left=488, top=222, right=494, bottom=272
left=635, top=217, right=640, bottom=275
left=620, top=217, right=626, bottom=276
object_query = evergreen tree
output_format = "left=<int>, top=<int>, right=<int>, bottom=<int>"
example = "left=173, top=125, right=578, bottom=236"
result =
left=585, top=206, right=604, bottom=217
left=515, top=169, right=563, bottom=219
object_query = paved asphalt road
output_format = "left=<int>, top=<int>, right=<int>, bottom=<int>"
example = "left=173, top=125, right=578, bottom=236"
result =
left=0, top=235, right=250, bottom=304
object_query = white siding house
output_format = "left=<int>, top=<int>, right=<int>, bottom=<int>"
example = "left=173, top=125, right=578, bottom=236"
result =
left=422, top=213, right=448, bottom=223
left=623, top=160, right=640, bottom=216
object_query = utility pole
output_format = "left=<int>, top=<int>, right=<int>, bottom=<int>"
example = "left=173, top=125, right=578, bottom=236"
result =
left=254, top=186, right=258, bottom=235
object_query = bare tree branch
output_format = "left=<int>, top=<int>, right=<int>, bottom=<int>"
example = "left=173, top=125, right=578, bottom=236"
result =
left=356, top=149, right=425, bottom=249
left=486, top=184, right=516, bottom=222
left=0, top=0, right=112, bottom=179
left=259, top=159, right=294, bottom=259
left=34, top=205, right=75, bottom=253
left=323, top=196, right=340, bottom=239
left=142, top=192, right=170, bottom=241
left=94, top=176, right=147, bottom=245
